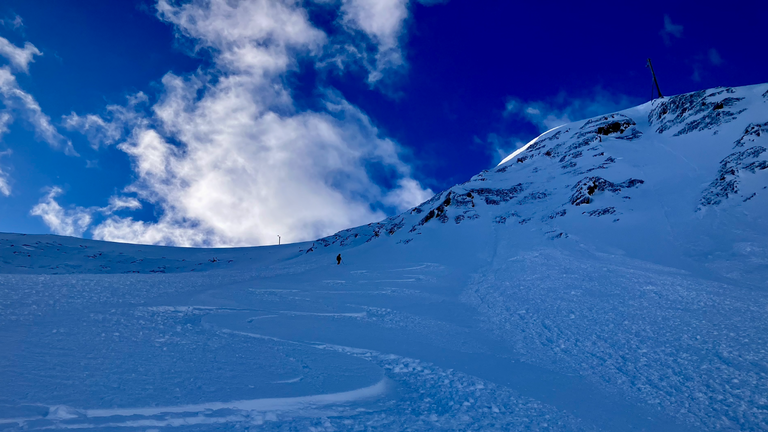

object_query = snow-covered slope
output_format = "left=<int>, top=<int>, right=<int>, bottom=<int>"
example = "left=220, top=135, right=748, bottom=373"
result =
left=318, top=83, right=768, bottom=287
left=2, top=84, right=768, bottom=432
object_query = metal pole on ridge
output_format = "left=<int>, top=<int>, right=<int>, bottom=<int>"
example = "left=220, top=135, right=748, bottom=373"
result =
left=646, top=58, right=664, bottom=99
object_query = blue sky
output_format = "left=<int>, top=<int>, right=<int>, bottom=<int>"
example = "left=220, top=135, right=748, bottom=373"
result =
left=0, top=0, right=765, bottom=246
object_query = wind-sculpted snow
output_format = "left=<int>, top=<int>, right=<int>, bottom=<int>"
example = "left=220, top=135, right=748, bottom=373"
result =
left=0, top=248, right=603, bottom=431
left=464, top=249, right=768, bottom=432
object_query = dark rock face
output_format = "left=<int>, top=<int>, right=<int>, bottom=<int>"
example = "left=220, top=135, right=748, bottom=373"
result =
left=559, top=151, right=582, bottom=163
left=597, top=122, right=630, bottom=135
left=578, top=114, right=642, bottom=142
left=570, top=177, right=645, bottom=206
left=470, top=184, right=528, bottom=205
left=581, top=156, right=617, bottom=175
left=649, top=88, right=746, bottom=135
left=734, top=122, right=768, bottom=148
left=493, top=211, right=520, bottom=224
left=415, top=194, right=454, bottom=227
left=452, top=191, right=475, bottom=209
left=517, top=191, right=548, bottom=205
left=542, top=209, right=566, bottom=221
left=700, top=146, right=768, bottom=207
left=585, top=207, right=616, bottom=217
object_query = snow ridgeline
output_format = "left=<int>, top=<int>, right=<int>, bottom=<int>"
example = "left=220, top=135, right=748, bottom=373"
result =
left=315, top=83, right=768, bottom=286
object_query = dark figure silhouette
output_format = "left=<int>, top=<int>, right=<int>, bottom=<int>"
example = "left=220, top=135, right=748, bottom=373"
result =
left=336, top=254, right=342, bottom=265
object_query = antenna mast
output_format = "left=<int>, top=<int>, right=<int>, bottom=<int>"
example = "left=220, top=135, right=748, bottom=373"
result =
left=646, top=58, right=663, bottom=99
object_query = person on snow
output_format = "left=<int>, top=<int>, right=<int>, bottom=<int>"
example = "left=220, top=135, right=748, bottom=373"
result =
left=336, top=254, right=342, bottom=265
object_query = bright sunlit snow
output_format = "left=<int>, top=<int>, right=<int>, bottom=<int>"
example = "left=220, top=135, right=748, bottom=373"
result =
left=2, top=84, right=768, bottom=431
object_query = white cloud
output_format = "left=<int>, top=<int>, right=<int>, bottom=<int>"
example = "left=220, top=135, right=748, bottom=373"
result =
left=479, top=133, right=527, bottom=165
left=63, top=0, right=433, bottom=247
left=30, top=187, right=92, bottom=237
left=92, top=217, right=213, bottom=247
left=0, top=172, right=9, bottom=196
left=62, top=113, right=120, bottom=148
left=156, top=0, right=326, bottom=75
left=0, top=15, right=24, bottom=30
left=0, top=67, right=77, bottom=155
left=0, top=36, right=41, bottom=73
left=30, top=188, right=143, bottom=235
left=708, top=48, right=723, bottom=66
left=0, top=149, right=11, bottom=196
left=103, top=195, right=142, bottom=213
left=504, top=89, right=640, bottom=133
left=382, top=177, right=434, bottom=209
left=660, top=14, right=683, bottom=46
left=0, top=111, right=11, bottom=136
left=339, top=0, right=408, bottom=83
left=691, top=66, right=701, bottom=82
left=62, top=92, right=148, bottom=149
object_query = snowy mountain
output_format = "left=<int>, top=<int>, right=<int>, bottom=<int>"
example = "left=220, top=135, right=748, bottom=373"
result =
left=2, top=83, right=768, bottom=432
left=318, top=83, right=768, bottom=287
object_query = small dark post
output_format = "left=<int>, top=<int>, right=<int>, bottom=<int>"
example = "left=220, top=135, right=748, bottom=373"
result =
left=646, top=58, right=663, bottom=99
left=277, top=235, right=281, bottom=245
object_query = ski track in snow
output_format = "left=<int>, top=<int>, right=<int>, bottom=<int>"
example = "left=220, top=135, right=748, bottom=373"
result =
left=464, top=249, right=768, bottom=431
left=0, top=274, right=595, bottom=431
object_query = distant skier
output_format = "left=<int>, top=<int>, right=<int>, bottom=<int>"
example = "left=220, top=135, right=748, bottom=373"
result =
left=336, top=254, right=342, bottom=265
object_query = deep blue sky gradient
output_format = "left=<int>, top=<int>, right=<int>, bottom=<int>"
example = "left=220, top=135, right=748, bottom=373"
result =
left=0, top=0, right=766, bottom=237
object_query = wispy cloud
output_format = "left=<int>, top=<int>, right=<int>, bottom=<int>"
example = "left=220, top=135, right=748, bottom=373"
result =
left=338, top=0, right=409, bottom=84
left=708, top=48, right=723, bottom=66
left=0, top=33, right=74, bottom=156
left=0, top=67, right=77, bottom=155
left=315, top=0, right=446, bottom=87
left=494, top=89, right=641, bottom=163
left=30, top=187, right=92, bottom=237
left=102, top=195, right=142, bottom=213
left=62, top=0, right=435, bottom=247
left=62, top=92, right=148, bottom=149
left=0, top=14, right=23, bottom=30
left=0, top=36, right=40, bottom=73
left=660, top=14, right=683, bottom=46
left=0, top=149, right=11, bottom=196
left=691, top=48, right=724, bottom=83
left=504, top=88, right=641, bottom=133
left=691, top=66, right=701, bottom=82
left=0, top=111, right=11, bottom=136
left=31, top=188, right=145, bottom=236
left=475, top=134, right=527, bottom=165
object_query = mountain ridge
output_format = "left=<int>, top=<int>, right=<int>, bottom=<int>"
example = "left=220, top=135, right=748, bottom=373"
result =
left=314, top=82, right=768, bottom=287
